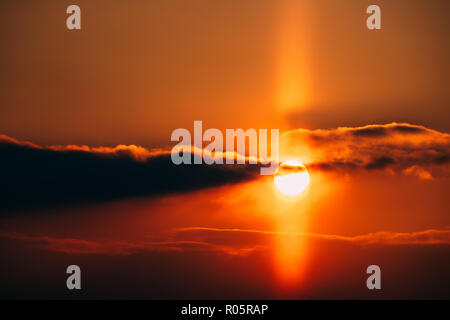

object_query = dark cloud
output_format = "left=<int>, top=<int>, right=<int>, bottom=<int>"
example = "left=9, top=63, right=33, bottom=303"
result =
left=307, top=123, right=429, bottom=143
left=350, top=123, right=426, bottom=138
left=390, top=125, right=425, bottom=134
left=0, top=135, right=261, bottom=213
left=308, top=160, right=360, bottom=172
left=352, top=126, right=387, bottom=137
left=364, top=156, right=395, bottom=170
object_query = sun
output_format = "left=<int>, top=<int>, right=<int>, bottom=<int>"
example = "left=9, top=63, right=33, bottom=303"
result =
left=274, top=160, right=310, bottom=196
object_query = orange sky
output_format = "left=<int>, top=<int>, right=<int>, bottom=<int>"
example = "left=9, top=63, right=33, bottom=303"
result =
left=0, top=0, right=449, bottom=299
left=0, top=0, right=448, bottom=147
left=1, top=165, right=449, bottom=297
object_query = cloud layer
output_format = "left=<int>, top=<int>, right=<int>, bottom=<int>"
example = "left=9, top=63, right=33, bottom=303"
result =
left=0, top=122, right=449, bottom=211
left=0, top=135, right=260, bottom=212
left=282, top=123, right=450, bottom=177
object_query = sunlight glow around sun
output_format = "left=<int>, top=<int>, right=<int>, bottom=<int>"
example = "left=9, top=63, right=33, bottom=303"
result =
left=274, top=160, right=310, bottom=196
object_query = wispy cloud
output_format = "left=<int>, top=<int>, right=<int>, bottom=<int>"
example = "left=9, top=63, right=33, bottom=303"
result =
left=0, top=232, right=262, bottom=256
left=1, top=227, right=449, bottom=257
left=174, top=226, right=450, bottom=246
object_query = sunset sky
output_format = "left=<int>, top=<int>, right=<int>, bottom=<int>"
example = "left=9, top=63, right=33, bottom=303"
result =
left=0, top=0, right=449, bottom=299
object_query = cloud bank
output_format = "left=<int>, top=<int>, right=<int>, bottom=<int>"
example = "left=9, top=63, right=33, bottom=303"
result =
left=282, top=123, right=450, bottom=177
left=0, top=122, right=449, bottom=211
left=0, top=135, right=260, bottom=212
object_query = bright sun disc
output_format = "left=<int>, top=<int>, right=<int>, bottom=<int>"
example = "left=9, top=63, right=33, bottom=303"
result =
left=274, top=160, right=310, bottom=196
